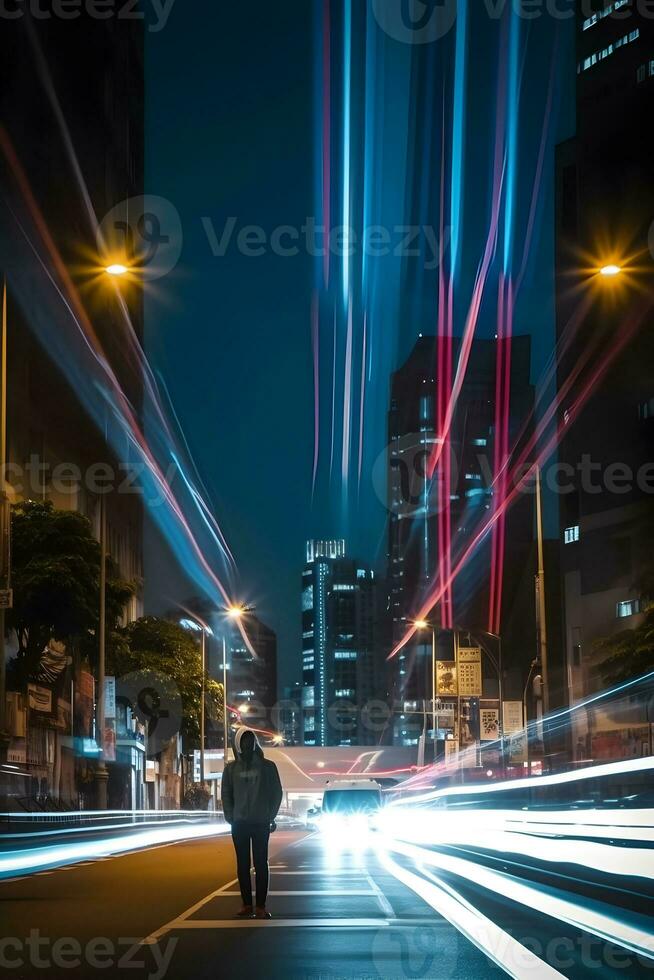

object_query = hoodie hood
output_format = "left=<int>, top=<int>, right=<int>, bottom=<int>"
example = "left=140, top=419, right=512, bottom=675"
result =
left=234, top=726, right=263, bottom=758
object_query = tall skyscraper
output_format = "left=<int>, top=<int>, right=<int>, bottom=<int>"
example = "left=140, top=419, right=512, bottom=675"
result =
left=387, top=335, right=537, bottom=745
left=555, top=2, right=654, bottom=736
left=301, top=540, right=381, bottom=746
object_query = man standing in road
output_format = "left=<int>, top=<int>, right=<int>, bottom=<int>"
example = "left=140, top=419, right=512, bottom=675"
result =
left=221, top=726, right=283, bottom=919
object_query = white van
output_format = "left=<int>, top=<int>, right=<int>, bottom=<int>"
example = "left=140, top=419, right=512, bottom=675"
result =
left=320, top=779, right=383, bottom=828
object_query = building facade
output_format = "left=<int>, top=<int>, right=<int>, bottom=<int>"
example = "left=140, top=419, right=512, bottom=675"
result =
left=387, top=335, right=539, bottom=745
left=301, top=540, right=381, bottom=746
left=554, top=1, right=654, bottom=758
left=229, top=614, right=278, bottom=731
left=0, top=11, right=145, bottom=807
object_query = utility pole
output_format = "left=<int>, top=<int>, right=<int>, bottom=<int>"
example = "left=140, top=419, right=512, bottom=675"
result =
left=95, top=493, right=108, bottom=808
left=535, top=465, right=550, bottom=716
left=0, top=279, right=9, bottom=750
left=200, top=628, right=206, bottom=784
left=222, top=635, right=229, bottom=767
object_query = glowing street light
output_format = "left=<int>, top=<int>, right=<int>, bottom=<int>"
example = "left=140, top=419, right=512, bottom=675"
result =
left=413, top=619, right=430, bottom=631
left=599, top=264, right=622, bottom=277
left=226, top=603, right=253, bottom=619
left=105, top=263, right=129, bottom=277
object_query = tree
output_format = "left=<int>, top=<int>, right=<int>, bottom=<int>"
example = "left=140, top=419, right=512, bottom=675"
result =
left=108, top=616, right=224, bottom=745
left=597, top=604, right=654, bottom=686
left=7, top=500, right=135, bottom=683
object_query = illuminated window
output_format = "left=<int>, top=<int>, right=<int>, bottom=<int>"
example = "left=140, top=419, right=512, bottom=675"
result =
left=578, top=28, right=640, bottom=73
left=616, top=599, right=641, bottom=618
left=564, top=525, right=580, bottom=544
left=582, top=0, right=629, bottom=31
left=335, top=689, right=355, bottom=698
left=334, top=650, right=357, bottom=660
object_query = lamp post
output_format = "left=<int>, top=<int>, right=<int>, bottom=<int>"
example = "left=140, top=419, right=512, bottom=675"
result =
left=0, top=280, right=11, bottom=755
left=224, top=603, right=255, bottom=766
left=413, top=620, right=437, bottom=761
left=179, top=617, right=211, bottom=784
left=93, top=262, right=132, bottom=806
left=95, top=493, right=109, bottom=808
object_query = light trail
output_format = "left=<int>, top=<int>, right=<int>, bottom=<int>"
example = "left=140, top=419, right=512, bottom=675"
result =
left=312, top=292, right=320, bottom=494
left=377, top=846, right=566, bottom=979
left=0, top=123, right=251, bottom=635
left=0, top=819, right=228, bottom=879
left=391, top=297, right=650, bottom=660
left=381, top=836, right=654, bottom=967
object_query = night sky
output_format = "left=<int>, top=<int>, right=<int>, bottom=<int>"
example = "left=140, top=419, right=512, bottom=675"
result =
left=145, top=1, right=575, bottom=691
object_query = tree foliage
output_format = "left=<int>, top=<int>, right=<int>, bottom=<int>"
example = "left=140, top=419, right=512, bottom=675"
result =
left=8, top=500, right=135, bottom=682
left=597, top=604, right=654, bottom=686
left=108, top=616, right=224, bottom=744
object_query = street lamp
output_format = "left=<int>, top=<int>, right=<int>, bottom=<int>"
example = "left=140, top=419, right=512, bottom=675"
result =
left=179, top=616, right=212, bottom=784
left=412, top=619, right=437, bottom=761
left=105, top=263, right=129, bottom=277
left=599, top=264, right=622, bottom=277
left=222, top=603, right=254, bottom=764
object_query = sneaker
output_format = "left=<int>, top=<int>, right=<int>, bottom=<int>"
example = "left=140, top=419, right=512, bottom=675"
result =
left=255, top=907, right=272, bottom=919
left=236, top=905, right=253, bottom=918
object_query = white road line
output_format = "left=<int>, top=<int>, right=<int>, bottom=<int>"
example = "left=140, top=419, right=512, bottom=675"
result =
left=366, top=872, right=395, bottom=918
left=269, top=870, right=368, bottom=876
left=140, top=877, right=239, bottom=945
left=168, top=917, right=407, bottom=930
left=216, top=890, right=375, bottom=897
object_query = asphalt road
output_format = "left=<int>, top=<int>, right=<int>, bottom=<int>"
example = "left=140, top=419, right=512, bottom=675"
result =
left=1, top=828, right=652, bottom=979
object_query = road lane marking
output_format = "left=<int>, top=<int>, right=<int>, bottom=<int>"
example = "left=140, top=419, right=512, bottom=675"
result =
left=265, top=869, right=369, bottom=876
left=167, top=917, right=425, bottom=929
left=216, top=889, right=375, bottom=896
left=140, top=877, right=239, bottom=945
left=366, top=872, right=395, bottom=918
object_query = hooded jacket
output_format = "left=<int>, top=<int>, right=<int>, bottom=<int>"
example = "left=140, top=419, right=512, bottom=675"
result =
left=221, top=727, right=283, bottom=826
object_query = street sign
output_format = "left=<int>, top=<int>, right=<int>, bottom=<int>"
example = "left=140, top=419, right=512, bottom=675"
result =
left=0, top=588, right=13, bottom=609
left=104, top=676, right=116, bottom=719
left=436, top=661, right=458, bottom=695
left=480, top=708, right=500, bottom=741
left=458, top=661, right=482, bottom=697
left=458, top=645, right=481, bottom=663
left=503, top=701, right=524, bottom=734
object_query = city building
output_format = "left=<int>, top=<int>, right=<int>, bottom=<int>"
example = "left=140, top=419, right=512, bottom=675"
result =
left=301, top=540, right=382, bottom=747
left=229, top=614, right=278, bottom=730
left=554, top=1, right=654, bottom=758
left=0, top=12, right=145, bottom=807
left=387, top=335, right=543, bottom=746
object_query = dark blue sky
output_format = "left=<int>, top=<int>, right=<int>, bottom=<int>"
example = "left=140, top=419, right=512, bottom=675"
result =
left=145, top=1, right=575, bottom=690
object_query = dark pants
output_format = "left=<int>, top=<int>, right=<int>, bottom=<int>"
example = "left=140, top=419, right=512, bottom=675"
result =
left=231, top=821, right=271, bottom=907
